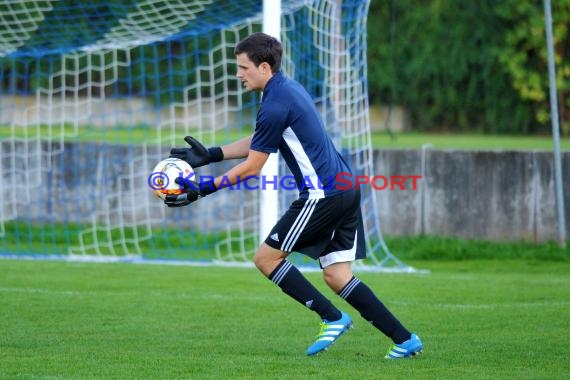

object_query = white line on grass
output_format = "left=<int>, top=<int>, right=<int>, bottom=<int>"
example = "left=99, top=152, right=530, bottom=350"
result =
left=392, top=300, right=570, bottom=309
left=0, top=287, right=96, bottom=296
left=1, top=287, right=568, bottom=309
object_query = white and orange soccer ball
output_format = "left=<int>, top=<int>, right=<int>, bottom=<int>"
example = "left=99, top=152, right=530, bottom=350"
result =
left=149, top=158, right=194, bottom=200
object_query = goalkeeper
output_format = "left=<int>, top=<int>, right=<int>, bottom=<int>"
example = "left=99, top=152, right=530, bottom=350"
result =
left=167, top=32, right=423, bottom=358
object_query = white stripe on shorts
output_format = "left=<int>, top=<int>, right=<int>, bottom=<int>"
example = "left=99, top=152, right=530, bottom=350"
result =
left=281, top=198, right=318, bottom=252
left=319, top=229, right=358, bottom=268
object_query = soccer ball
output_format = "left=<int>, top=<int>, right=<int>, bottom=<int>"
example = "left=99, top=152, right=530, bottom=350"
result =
left=149, top=158, right=194, bottom=200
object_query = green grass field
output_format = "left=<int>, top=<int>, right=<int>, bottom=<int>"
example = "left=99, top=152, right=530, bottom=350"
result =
left=2, top=124, right=569, bottom=379
left=372, top=131, right=570, bottom=150
left=1, top=258, right=569, bottom=379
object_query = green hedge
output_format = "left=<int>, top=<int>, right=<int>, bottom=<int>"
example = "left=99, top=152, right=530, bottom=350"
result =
left=367, top=0, right=570, bottom=135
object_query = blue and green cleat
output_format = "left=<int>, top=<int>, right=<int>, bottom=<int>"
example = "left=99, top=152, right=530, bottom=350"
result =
left=306, top=311, right=353, bottom=356
left=385, top=333, right=423, bottom=359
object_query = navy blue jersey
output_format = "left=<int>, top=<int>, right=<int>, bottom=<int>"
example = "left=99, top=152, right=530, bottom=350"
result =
left=250, top=71, right=352, bottom=199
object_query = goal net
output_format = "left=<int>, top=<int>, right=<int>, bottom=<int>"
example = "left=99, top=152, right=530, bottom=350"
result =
left=0, top=0, right=411, bottom=271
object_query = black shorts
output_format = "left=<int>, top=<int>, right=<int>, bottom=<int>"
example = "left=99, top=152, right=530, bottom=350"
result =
left=264, top=188, right=366, bottom=267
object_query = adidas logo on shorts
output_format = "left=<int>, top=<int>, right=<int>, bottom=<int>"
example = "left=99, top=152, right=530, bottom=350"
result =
left=270, top=233, right=279, bottom=242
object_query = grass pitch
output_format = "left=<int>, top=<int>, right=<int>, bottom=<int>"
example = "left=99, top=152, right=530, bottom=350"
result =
left=1, top=259, right=569, bottom=379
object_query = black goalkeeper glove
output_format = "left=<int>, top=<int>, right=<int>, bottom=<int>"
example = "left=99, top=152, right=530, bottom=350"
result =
left=164, top=177, right=217, bottom=208
left=169, top=136, right=224, bottom=168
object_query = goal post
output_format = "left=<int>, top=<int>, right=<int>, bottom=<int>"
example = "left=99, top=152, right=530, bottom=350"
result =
left=259, top=0, right=281, bottom=246
left=0, top=0, right=413, bottom=271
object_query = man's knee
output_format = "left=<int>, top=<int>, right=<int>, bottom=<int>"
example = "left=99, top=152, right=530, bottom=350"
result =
left=323, top=270, right=344, bottom=291
left=252, top=250, right=271, bottom=272
left=322, top=262, right=353, bottom=292
left=253, top=243, right=288, bottom=276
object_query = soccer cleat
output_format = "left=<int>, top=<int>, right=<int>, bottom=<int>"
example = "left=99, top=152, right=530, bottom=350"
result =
left=385, top=333, right=423, bottom=359
left=306, top=311, right=353, bottom=356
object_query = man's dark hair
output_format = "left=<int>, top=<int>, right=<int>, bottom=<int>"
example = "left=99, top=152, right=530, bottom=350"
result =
left=234, top=32, right=282, bottom=73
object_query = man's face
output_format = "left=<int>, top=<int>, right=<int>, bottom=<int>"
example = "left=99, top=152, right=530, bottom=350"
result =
left=236, top=53, right=271, bottom=92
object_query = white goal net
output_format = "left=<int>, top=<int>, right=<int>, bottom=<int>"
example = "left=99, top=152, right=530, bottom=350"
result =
left=0, top=0, right=412, bottom=271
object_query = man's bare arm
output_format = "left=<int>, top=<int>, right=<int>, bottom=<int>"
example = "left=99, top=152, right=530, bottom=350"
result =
left=221, top=135, right=253, bottom=160
left=214, top=149, right=269, bottom=188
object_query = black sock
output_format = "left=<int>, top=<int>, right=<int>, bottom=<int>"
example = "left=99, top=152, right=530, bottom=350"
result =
left=269, top=259, right=341, bottom=321
left=338, top=276, right=411, bottom=344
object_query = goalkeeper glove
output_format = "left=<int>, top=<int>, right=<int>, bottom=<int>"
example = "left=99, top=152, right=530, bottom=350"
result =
left=169, top=136, right=223, bottom=168
left=164, top=176, right=218, bottom=208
